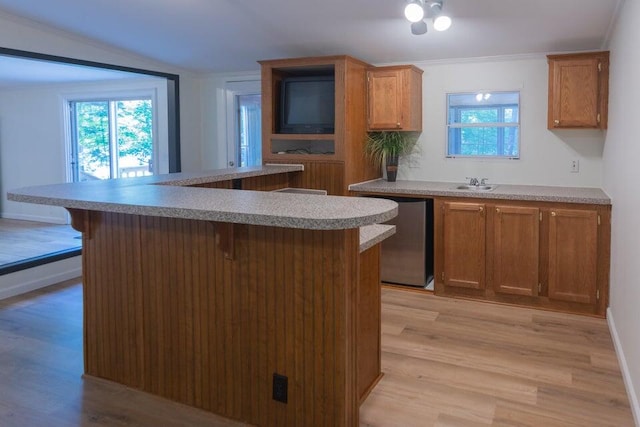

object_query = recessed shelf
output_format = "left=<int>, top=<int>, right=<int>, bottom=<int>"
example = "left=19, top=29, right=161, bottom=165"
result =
left=269, top=133, right=335, bottom=140
left=271, top=138, right=335, bottom=156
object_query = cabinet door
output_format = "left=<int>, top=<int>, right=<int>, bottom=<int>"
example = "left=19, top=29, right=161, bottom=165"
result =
left=443, top=202, right=486, bottom=290
left=368, top=70, right=403, bottom=130
left=493, top=206, right=539, bottom=296
left=548, top=56, right=602, bottom=128
left=548, top=209, right=598, bottom=304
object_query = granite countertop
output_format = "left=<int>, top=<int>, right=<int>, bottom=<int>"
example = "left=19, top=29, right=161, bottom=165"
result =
left=359, top=224, right=396, bottom=253
left=349, top=179, right=611, bottom=205
left=8, top=165, right=398, bottom=231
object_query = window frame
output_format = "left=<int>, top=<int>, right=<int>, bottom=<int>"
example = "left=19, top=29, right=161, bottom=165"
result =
left=69, top=97, right=155, bottom=181
left=446, top=91, right=521, bottom=160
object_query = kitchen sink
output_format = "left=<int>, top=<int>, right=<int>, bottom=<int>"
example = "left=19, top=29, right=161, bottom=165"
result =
left=455, top=184, right=497, bottom=191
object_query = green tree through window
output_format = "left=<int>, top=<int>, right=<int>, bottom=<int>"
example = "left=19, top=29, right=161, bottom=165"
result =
left=447, top=92, right=520, bottom=158
left=72, top=99, right=153, bottom=181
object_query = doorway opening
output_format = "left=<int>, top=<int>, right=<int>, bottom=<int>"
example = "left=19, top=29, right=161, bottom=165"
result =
left=0, top=46, right=179, bottom=281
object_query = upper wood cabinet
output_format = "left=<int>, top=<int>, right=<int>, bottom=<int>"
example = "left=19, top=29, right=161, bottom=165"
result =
left=367, top=65, right=423, bottom=131
left=547, top=51, right=609, bottom=129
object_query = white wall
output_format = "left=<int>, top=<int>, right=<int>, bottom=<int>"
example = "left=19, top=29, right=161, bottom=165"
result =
left=0, top=9, right=205, bottom=173
left=0, top=78, right=169, bottom=223
left=397, top=56, right=605, bottom=187
left=201, top=56, right=605, bottom=187
left=602, top=0, right=640, bottom=422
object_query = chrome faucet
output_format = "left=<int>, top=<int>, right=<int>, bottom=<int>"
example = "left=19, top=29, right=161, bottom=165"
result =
left=465, top=177, right=489, bottom=186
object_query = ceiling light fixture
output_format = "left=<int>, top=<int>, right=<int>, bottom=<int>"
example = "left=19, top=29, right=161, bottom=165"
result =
left=404, top=0, right=452, bottom=35
left=404, top=0, right=425, bottom=23
left=429, top=0, right=452, bottom=31
left=411, top=21, right=428, bottom=35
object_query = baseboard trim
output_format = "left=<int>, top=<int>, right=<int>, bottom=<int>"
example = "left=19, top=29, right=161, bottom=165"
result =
left=0, top=256, right=81, bottom=300
left=607, top=307, right=640, bottom=426
left=0, top=212, right=68, bottom=224
left=0, top=248, right=81, bottom=276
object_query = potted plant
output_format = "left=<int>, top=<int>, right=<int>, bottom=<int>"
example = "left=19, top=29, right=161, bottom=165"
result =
left=364, top=131, right=417, bottom=182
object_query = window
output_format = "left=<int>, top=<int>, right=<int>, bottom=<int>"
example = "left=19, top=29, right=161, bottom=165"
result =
left=447, top=91, right=520, bottom=158
left=69, top=98, right=154, bottom=181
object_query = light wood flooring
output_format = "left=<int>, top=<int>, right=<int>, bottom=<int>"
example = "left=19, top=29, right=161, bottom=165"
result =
left=0, top=219, right=80, bottom=265
left=0, top=279, right=633, bottom=426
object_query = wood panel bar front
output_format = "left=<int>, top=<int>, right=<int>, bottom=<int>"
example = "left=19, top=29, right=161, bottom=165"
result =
left=79, top=210, right=372, bottom=426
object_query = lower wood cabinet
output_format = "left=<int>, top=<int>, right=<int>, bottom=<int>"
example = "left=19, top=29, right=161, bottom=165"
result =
left=442, top=202, right=486, bottom=290
left=548, top=208, right=599, bottom=304
left=493, top=205, right=540, bottom=297
left=435, top=198, right=610, bottom=317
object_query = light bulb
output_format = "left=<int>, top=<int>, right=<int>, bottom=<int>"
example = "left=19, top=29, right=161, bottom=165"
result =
left=404, top=2, right=425, bottom=23
left=433, top=15, right=452, bottom=31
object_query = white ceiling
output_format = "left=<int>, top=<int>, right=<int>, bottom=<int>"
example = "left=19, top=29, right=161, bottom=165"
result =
left=0, top=0, right=622, bottom=74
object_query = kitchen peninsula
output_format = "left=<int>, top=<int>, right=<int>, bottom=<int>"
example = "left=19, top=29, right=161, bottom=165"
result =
left=8, top=165, right=398, bottom=427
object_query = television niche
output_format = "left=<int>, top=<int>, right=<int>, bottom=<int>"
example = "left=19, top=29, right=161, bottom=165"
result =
left=279, top=75, right=335, bottom=134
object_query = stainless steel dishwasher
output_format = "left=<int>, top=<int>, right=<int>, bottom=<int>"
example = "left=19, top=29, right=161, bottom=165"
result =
left=379, top=197, right=434, bottom=287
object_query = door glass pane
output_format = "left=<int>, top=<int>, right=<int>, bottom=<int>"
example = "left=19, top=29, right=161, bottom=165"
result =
left=237, top=94, right=262, bottom=167
left=74, top=101, right=110, bottom=181
left=116, top=100, right=153, bottom=178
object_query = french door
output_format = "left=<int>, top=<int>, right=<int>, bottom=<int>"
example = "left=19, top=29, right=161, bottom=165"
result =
left=225, top=81, right=261, bottom=168
left=69, top=98, right=154, bottom=181
left=236, top=94, right=262, bottom=167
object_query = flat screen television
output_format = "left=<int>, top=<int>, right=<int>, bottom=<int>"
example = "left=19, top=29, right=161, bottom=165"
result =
left=279, top=75, right=335, bottom=134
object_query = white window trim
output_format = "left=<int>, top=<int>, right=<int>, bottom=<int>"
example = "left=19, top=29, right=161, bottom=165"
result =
left=445, top=90, right=521, bottom=160
left=60, top=81, right=169, bottom=183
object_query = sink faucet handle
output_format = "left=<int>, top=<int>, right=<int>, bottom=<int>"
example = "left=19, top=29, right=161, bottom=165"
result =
left=465, top=176, right=479, bottom=186
left=480, top=178, right=488, bottom=185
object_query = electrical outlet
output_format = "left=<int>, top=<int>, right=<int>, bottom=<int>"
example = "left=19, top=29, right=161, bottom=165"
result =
left=272, top=373, right=288, bottom=403
left=570, top=159, right=580, bottom=173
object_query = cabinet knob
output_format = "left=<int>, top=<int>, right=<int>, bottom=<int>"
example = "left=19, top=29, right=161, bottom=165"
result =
left=554, top=119, right=560, bottom=125
left=479, top=206, right=484, bottom=212
left=551, top=211, right=556, bottom=217
left=396, top=122, right=401, bottom=128
left=496, top=208, right=500, bottom=213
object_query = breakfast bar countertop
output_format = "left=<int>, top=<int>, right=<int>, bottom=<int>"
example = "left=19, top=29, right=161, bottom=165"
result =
left=349, top=179, right=611, bottom=205
left=7, top=165, right=398, bottom=230
left=359, top=224, right=396, bottom=253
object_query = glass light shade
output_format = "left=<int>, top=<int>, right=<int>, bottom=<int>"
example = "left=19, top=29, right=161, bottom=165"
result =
left=404, top=3, right=425, bottom=23
left=433, top=15, right=452, bottom=31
